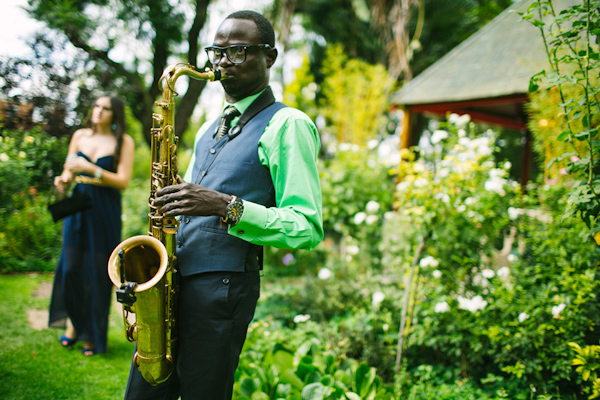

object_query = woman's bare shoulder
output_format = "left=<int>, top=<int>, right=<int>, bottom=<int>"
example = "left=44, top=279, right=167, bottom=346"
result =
left=73, top=128, right=93, bottom=139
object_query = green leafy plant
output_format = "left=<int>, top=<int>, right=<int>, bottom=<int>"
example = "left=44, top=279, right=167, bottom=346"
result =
left=233, top=320, right=395, bottom=400
left=519, top=0, right=600, bottom=235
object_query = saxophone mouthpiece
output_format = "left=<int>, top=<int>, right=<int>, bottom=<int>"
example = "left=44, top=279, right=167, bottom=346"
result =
left=213, top=70, right=228, bottom=81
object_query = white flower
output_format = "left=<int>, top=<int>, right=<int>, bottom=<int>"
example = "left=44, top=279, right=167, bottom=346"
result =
left=0, top=153, right=9, bottom=162
left=396, top=181, right=410, bottom=192
left=339, top=143, right=352, bottom=152
left=419, top=256, right=439, bottom=268
left=518, top=312, right=530, bottom=322
left=366, top=200, right=380, bottom=213
left=432, top=270, right=442, bottom=278
left=435, top=193, right=450, bottom=204
left=353, top=212, right=367, bottom=224
left=414, top=177, right=429, bottom=187
left=504, top=161, right=512, bottom=170
left=372, top=291, right=385, bottom=306
left=508, top=207, right=522, bottom=220
left=293, top=314, right=311, bottom=323
left=489, top=168, right=505, bottom=178
left=481, top=269, right=495, bottom=279
left=497, top=266, right=510, bottom=278
left=458, top=295, right=488, bottom=312
left=552, top=303, right=566, bottom=317
left=457, top=114, right=471, bottom=125
left=465, top=197, right=477, bottom=205
left=346, top=245, right=360, bottom=256
left=18, top=151, right=26, bottom=158
left=507, top=254, right=518, bottom=264
left=485, top=178, right=505, bottom=193
left=434, top=301, right=450, bottom=313
left=430, top=130, right=449, bottom=144
left=457, top=205, right=467, bottom=212
left=448, top=113, right=460, bottom=124
left=318, top=268, right=332, bottom=280
left=367, top=139, right=379, bottom=150
left=365, top=215, right=379, bottom=225
left=413, top=162, right=426, bottom=172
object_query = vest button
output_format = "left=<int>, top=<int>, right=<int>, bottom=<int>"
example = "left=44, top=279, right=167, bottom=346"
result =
left=237, top=229, right=245, bottom=235
left=177, top=241, right=182, bottom=248
left=184, top=217, right=190, bottom=224
left=222, top=278, right=230, bottom=285
left=210, top=148, right=216, bottom=154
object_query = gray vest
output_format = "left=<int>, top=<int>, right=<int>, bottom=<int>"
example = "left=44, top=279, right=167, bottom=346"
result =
left=176, top=100, right=287, bottom=276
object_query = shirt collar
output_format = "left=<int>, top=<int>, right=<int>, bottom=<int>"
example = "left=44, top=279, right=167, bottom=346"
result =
left=223, top=88, right=267, bottom=116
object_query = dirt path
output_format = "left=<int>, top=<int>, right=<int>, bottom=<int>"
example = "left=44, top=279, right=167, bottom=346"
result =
left=27, top=280, right=52, bottom=330
left=27, top=280, right=122, bottom=331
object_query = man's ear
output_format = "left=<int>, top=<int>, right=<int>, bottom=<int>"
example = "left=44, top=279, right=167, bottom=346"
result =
left=266, top=48, right=278, bottom=69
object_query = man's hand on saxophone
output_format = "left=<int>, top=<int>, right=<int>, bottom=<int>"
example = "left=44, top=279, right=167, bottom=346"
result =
left=153, top=179, right=229, bottom=219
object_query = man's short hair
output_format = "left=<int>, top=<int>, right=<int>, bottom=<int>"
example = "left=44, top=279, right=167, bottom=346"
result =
left=225, top=10, right=276, bottom=47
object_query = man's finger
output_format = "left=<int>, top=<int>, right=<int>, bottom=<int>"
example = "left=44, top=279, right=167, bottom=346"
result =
left=156, top=183, right=185, bottom=197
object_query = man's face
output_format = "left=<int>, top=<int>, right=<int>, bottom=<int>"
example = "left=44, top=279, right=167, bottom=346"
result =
left=212, top=18, right=276, bottom=103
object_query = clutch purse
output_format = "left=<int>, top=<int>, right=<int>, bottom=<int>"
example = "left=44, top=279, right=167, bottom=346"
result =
left=48, top=190, right=94, bottom=222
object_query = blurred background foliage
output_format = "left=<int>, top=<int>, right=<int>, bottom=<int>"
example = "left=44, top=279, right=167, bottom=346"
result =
left=1, top=0, right=599, bottom=399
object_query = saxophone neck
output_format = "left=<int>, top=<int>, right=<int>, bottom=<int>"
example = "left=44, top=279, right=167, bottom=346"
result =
left=158, top=64, right=227, bottom=95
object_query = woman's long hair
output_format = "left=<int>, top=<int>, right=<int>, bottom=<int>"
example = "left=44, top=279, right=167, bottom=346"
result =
left=84, top=94, right=127, bottom=170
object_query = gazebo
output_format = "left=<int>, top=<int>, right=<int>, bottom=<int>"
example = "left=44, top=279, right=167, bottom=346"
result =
left=392, top=0, right=576, bottom=184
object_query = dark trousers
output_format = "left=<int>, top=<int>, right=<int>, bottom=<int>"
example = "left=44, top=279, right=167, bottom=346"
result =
left=124, top=270, right=261, bottom=400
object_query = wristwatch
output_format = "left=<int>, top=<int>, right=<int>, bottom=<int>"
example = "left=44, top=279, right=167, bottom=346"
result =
left=221, top=195, right=244, bottom=227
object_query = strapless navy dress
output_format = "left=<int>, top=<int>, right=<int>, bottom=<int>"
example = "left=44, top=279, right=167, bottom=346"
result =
left=48, top=152, right=122, bottom=353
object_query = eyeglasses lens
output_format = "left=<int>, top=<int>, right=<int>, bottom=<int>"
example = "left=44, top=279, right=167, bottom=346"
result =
left=207, top=46, right=246, bottom=65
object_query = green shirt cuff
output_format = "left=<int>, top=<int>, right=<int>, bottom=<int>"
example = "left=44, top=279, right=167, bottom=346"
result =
left=227, top=200, right=267, bottom=242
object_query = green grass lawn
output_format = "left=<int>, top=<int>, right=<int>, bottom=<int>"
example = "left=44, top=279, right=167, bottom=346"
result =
left=0, top=274, right=133, bottom=399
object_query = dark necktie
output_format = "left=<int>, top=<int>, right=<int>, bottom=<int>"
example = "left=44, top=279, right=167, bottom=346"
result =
left=216, top=106, right=241, bottom=140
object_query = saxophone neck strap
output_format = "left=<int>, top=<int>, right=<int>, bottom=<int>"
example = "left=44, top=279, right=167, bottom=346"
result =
left=228, top=86, right=276, bottom=139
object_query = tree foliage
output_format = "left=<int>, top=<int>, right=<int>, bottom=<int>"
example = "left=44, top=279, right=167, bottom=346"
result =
left=291, top=0, right=514, bottom=84
left=25, top=0, right=212, bottom=144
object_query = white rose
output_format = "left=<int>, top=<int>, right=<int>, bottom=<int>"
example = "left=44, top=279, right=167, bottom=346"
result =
left=366, top=200, right=380, bottom=213
left=552, top=303, right=566, bottom=317
left=293, top=314, right=311, bottom=323
left=372, top=291, right=385, bottom=306
left=318, top=268, right=332, bottom=280
left=518, top=312, right=529, bottom=322
left=434, top=301, right=450, bottom=313
left=481, top=269, right=495, bottom=279
left=353, top=212, right=367, bottom=224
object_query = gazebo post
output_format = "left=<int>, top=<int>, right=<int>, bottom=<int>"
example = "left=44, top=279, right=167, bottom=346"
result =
left=400, top=107, right=412, bottom=149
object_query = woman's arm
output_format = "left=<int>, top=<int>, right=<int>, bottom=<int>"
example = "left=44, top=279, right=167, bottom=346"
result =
left=53, top=129, right=84, bottom=192
left=92, top=134, right=135, bottom=190
left=63, top=133, right=135, bottom=191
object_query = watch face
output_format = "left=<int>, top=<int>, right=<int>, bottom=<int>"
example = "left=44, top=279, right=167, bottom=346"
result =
left=227, top=197, right=244, bottom=225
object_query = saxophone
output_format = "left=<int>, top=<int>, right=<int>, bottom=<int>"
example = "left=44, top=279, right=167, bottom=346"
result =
left=107, top=64, right=226, bottom=385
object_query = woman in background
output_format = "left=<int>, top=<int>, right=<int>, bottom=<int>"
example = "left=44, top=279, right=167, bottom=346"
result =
left=49, top=94, right=134, bottom=356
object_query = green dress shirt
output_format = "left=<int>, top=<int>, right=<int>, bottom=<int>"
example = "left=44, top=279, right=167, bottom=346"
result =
left=183, top=89, right=324, bottom=251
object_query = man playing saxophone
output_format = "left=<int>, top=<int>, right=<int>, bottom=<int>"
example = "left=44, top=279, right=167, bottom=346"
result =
left=124, top=10, right=323, bottom=400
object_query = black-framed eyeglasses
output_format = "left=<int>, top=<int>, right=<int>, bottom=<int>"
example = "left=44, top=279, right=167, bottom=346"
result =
left=204, top=44, right=272, bottom=65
